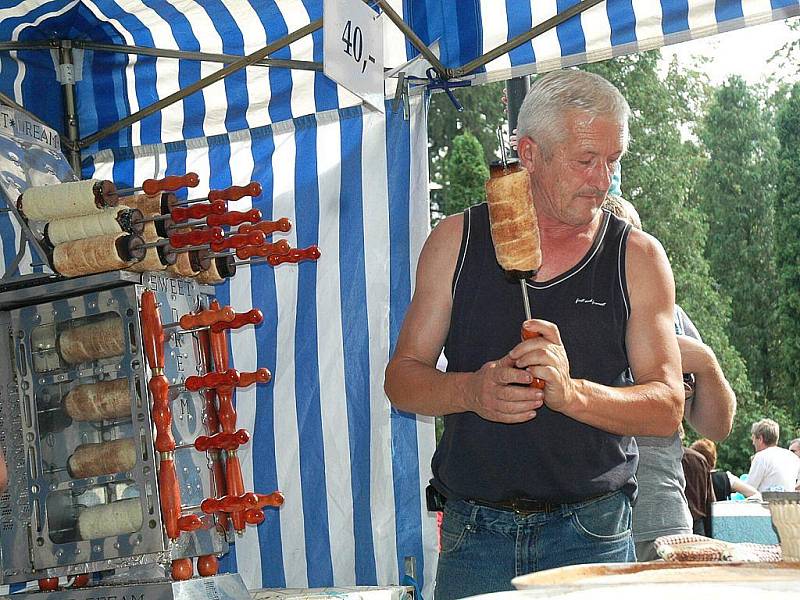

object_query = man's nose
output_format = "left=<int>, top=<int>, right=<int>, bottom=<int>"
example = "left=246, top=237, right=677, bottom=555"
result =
left=590, top=162, right=612, bottom=191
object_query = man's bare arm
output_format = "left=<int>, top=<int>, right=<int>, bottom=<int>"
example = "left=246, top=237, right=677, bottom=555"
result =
left=384, top=214, right=543, bottom=422
left=680, top=335, right=736, bottom=441
left=511, top=229, right=683, bottom=436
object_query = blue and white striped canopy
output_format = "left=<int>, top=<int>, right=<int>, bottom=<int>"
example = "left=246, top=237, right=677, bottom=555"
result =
left=1, top=1, right=798, bottom=599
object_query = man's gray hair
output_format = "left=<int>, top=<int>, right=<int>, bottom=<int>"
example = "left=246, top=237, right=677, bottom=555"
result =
left=751, top=418, right=780, bottom=446
left=789, top=438, right=800, bottom=448
left=517, top=69, right=631, bottom=159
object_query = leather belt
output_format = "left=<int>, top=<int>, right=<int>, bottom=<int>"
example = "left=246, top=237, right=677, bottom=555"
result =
left=468, top=497, right=558, bottom=515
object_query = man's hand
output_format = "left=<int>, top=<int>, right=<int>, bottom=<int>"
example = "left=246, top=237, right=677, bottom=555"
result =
left=466, top=355, right=544, bottom=423
left=508, top=319, right=575, bottom=413
left=677, top=334, right=715, bottom=375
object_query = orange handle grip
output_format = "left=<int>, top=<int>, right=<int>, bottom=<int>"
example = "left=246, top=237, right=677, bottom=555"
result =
left=210, top=230, right=265, bottom=252
left=235, top=239, right=291, bottom=260
left=168, top=226, right=224, bottom=248
left=179, top=305, right=235, bottom=330
left=521, top=327, right=546, bottom=389
left=142, top=173, right=199, bottom=196
left=244, top=508, right=265, bottom=525
left=208, top=300, right=231, bottom=371
left=170, top=200, right=227, bottom=223
left=177, top=514, right=203, bottom=532
left=254, top=491, right=285, bottom=509
left=141, top=290, right=165, bottom=370
left=238, top=368, right=272, bottom=388
left=194, top=429, right=250, bottom=452
left=268, top=245, right=321, bottom=266
left=206, top=208, right=262, bottom=228
left=149, top=376, right=175, bottom=452
left=225, top=456, right=247, bottom=532
left=201, top=492, right=258, bottom=514
left=198, top=555, right=219, bottom=577
left=216, top=387, right=237, bottom=433
left=171, top=558, right=193, bottom=581
left=185, top=369, right=240, bottom=392
left=159, top=458, right=181, bottom=540
left=207, top=182, right=262, bottom=202
left=238, top=217, right=292, bottom=236
left=210, top=308, right=264, bottom=333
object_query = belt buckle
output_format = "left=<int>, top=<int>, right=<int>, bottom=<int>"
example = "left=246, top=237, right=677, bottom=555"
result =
left=510, top=498, right=550, bottom=514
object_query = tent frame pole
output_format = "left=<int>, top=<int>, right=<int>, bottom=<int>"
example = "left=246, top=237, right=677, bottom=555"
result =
left=451, top=0, right=605, bottom=77
left=57, top=42, right=82, bottom=174
left=77, top=19, right=322, bottom=150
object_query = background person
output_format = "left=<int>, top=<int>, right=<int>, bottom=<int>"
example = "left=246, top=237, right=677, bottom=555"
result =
left=691, top=438, right=760, bottom=501
left=788, top=438, right=800, bottom=459
left=747, top=418, right=800, bottom=492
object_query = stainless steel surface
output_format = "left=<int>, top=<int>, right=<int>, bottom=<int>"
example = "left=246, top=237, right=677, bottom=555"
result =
left=0, top=271, right=141, bottom=310
left=0, top=275, right=229, bottom=585
left=0, top=573, right=250, bottom=600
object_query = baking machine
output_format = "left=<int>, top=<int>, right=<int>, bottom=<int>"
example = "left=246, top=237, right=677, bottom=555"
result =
left=0, top=106, right=326, bottom=600
left=0, top=270, right=281, bottom=600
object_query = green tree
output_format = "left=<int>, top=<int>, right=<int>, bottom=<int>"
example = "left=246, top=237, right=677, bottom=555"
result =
left=583, top=53, right=755, bottom=472
left=774, top=82, right=800, bottom=418
left=440, top=131, right=489, bottom=217
left=695, top=76, right=779, bottom=403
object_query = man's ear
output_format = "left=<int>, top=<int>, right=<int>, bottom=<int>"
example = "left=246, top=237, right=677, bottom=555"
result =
left=517, top=135, right=538, bottom=173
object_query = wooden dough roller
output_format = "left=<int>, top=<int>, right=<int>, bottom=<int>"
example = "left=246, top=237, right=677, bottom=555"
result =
left=68, top=438, right=136, bottom=478
left=126, top=220, right=177, bottom=272
left=52, top=232, right=146, bottom=277
left=485, top=159, right=545, bottom=388
left=18, top=179, right=119, bottom=220
left=44, top=206, right=145, bottom=247
left=196, top=255, right=237, bottom=285
left=58, top=313, right=126, bottom=364
left=77, top=498, right=143, bottom=540
left=64, top=378, right=131, bottom=421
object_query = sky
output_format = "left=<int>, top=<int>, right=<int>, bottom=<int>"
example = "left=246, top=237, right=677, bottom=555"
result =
left=661, top=17, right=799, bottom=86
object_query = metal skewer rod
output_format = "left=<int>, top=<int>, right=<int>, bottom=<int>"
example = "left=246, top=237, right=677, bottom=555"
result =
left=520, top=279, right=532, bottom=320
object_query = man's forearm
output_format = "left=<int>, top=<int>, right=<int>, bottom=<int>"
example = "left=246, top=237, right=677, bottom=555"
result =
left=685, top=360, right=736, bottom=441
left=384, top=357, right=474, bottom=416
left=564, top=379, right=683, bottom=436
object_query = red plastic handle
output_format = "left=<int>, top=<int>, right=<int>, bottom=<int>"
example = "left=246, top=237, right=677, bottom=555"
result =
left=207, top=182, right=262, bottom=202
left=244, top=508, right=265, bottom=525
left=141, top=290, right=165, bottom=370
left=267, top=245, right=321, bottom=266
left=149, top=375, right=175, bottom=452
left=159, top=458, right=181, bottom=540
left=201, top=492, right=258, bottom=515
left=179, top=305, right=235, bottom=330
left=177, top=514, right=203, bottom=532
left=210, top=230, right=265, bottom=252
left=209, top=308, right=263, bottom=333
left=184, top=369, right=240, bottom=392
left=217, top=387, right=237, bottom=433
left=238, top=368, right=272, bottom=387
left=142, top=173, right=199, bottom=196
left=226, top=457, right=247, bottom=532
left=236, top=239, right=291, bottom=260
left=194, top=429, right=250, bottom=452
left=521, top=327, right=546, bottom=389
left=168, top=226, right=224, bottom=248
left=206, top=208, right=262, bottom=228
left=254, top=491, right=285, bottom=509
left=170, top=200, right=227, bottom=223
left=238, top=217, right=292, bottom=237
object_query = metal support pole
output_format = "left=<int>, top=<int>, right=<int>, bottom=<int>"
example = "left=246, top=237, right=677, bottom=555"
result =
left=58, top=42, right=82, bottom=174
left=78, top=19, right=322, bottom=150
left=506, top=76, right=530, bottom=159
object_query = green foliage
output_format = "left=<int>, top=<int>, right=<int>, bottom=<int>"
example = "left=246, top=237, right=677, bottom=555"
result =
left=774, top=82, right=800, bottom=419
left=428, top=82, right=506, bottom=219
left=441, top=131, right=489, bottom=216
left=695, top=76, right=779, bottom=405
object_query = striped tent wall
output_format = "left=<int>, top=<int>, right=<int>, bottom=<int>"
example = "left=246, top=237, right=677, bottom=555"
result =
left=431, top=0, right=800, bottom=84
left=0, top=0, right=413, bottom=156
left=0, top=99, right=437, bottom=597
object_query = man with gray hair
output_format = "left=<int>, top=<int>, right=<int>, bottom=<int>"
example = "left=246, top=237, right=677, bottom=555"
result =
left=789, top=438, right=800, bottom=459
left=747, top=418, right=800, bottom=492
left=385, top=70, right=683, bottom=598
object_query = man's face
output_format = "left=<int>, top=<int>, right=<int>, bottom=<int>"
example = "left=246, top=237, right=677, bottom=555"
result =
left=790, top=442, right=800, bottom=458
left=525, top=112, right=626, bottom=227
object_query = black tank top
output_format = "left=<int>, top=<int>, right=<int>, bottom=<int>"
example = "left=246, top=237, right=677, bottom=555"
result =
left=432, top=203, right=638, bottom=503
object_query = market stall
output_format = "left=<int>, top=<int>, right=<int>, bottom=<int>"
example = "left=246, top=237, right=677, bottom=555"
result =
left=0, top=2, right=799, bottom=600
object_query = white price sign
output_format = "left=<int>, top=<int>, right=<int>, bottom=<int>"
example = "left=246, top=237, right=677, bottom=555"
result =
left=323, top=0, right=384, bottom=112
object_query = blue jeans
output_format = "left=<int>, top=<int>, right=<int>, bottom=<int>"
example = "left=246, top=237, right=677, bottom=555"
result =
left=434, top=491, right=634, bottom=600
